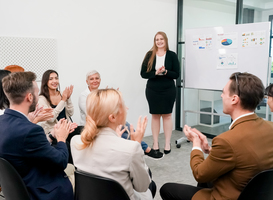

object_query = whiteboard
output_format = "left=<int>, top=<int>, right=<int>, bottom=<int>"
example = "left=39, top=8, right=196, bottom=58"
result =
left=185, top=22, right=271, bottom=90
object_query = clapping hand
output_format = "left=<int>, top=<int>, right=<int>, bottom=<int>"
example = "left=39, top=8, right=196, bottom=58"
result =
left=52, top=119, right=71, bottom=142
left=130, top=116, right=148, bottom=144
left=183, top=125, right=199, bottom=142
left=69, top=122, right=78, bottom=133
left=62, top=88, right=69, bottom=101
left=67, top=85, right=74, bottom=99
left=191, top=128, right=211, bottom=154
left=28, top=104, right=54, bottom=124
left=62, top=85, right=74, bottom=101
left=156, top=66, right=166, bottom=75
left=51, top=120, right=78, bottom=139
left=106, top=86, right=119, bottom=91
left=34, top=108, right=54, bottom=123
left=116, top=125, right=127, bottom=137
left=28, top=104, right=44, bottom=122
left=184, top=125, right=211, bottom=154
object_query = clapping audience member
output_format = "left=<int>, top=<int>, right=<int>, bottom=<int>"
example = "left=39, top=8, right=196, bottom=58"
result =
left=0, top=72, right=73, bottom=200
left=0, top=70, right=11, bottom=115
left=265, top=83, right=273, bottom=111
left=0, top=69, right=11, bottom=193
left=72, top=88, right=156, bottom=200
left=160, top=72, right=273, bottom=200
left=38, top=69, right=78, bottom=163
left=78, top=70, right=163, bottom=160
left=39, top=69, right=76, bottom=134
left=1, top=69, right=53, bottom=123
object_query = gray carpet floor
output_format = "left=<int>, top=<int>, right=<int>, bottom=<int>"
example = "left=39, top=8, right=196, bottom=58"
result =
left=143, top=130, right=212, bottom=200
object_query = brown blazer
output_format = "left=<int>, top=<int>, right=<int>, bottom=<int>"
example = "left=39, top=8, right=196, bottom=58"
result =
left=191, top=114, right=273, bottom=200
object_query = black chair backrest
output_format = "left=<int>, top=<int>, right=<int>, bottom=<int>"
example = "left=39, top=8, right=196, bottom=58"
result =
left=74, top=169, right=130, bottom=200
left=237, top=169, right=273, bottom=200
left=0, top=157, right=30, bottom=200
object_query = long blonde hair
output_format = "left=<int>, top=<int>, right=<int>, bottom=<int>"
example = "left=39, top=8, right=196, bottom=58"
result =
left=80, top=89, right=124, bottom=149
left=146, top=31, right=169, bottom=72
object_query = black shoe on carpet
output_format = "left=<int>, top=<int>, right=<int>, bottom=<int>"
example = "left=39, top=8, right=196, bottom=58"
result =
left=145, top=149, right=164, bottom=160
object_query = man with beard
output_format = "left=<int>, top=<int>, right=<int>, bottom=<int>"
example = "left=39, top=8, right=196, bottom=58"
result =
left=0, top=72, right=73, bottom=200
left=160, top=72, right=273, bottom=200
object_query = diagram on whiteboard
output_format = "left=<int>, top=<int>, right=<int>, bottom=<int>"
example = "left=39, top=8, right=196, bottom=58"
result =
left=221, top=39, right=232, bottom=46
left=192, top=35, right=212, bottom=50
left=217, top=32, right=238, bottom=48
left=206, top=35, right=213, bottom=49
left=242, top=30, right=266, bottom=47
left=217, top=53, right=238, bottom=69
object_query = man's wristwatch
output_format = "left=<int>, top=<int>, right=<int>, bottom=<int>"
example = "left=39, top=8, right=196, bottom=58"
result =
left=48, top=133, right=56, bottom=141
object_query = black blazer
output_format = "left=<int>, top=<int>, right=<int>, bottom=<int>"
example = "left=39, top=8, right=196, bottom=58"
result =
left=140, top=50, right=180, bottom=91
left=0, top=109, right=73, bottom=200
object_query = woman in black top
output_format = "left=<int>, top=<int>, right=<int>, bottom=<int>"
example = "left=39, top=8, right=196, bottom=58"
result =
left=141, top=31, right=180, bottom=154
left=0, top=70, right=11, bottom=113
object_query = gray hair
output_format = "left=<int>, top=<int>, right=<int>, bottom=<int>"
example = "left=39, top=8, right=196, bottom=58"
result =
left=86, top=70, right=100, bottom=80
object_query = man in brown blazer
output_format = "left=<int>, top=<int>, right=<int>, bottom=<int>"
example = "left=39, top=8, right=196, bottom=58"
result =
left=160, top=72, right=273, bottom=200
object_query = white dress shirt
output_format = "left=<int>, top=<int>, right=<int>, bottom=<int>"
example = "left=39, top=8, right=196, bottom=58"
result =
left=78, top=88, right=91, bottom=126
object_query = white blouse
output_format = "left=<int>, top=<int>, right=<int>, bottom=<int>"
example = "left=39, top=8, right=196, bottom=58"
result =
left=155, top=54, right=166, bottom=75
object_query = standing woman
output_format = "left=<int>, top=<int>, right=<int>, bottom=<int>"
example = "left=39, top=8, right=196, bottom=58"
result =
left=141, top=31, right=180, bottom=154
left=38, top=69, right=74, bottom=135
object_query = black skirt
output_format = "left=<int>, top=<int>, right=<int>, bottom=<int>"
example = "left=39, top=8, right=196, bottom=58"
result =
left=146, top=86, right=176, bottom=114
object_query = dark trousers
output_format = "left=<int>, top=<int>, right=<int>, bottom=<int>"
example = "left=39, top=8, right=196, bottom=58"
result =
left=160, top=182, right=212, bottom=200
left=52, top=126, right=84, bottom=164
left=148, top=168, right=157, bottom=198
left=66, top=126, right=84, bottom=164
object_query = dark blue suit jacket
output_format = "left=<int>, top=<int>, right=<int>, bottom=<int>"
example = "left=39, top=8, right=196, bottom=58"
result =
left=0, top=109, right=73, bottom=200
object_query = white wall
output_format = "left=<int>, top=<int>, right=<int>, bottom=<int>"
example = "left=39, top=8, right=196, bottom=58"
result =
left=183, top=0, right=236, bottom=39
left=0, top=0, right=177, bottom=136
left=261, top=9, right=273, bottom=22
left=243, top=0, right=273, bottom=10
left=243, top=0, right=273, bottom=23
left=254, top=10, right=263, bottom=23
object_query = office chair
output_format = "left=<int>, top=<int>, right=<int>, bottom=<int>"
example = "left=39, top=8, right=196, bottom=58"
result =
left=237, top=169, right=273, bottom=200
left=0, top=157, right=30, bottom=200
left=74, top=169, right=130, bottom=200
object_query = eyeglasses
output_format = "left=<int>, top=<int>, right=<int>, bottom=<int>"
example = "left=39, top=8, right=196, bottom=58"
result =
left=235, top=72, right=241, bottom=97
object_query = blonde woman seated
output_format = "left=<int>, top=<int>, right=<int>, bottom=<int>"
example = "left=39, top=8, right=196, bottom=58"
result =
left=71, top=89, right=155, bottom=200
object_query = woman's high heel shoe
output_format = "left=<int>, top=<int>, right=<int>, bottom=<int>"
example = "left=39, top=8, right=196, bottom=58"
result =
left=164, top=144, right=171, bottom=154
